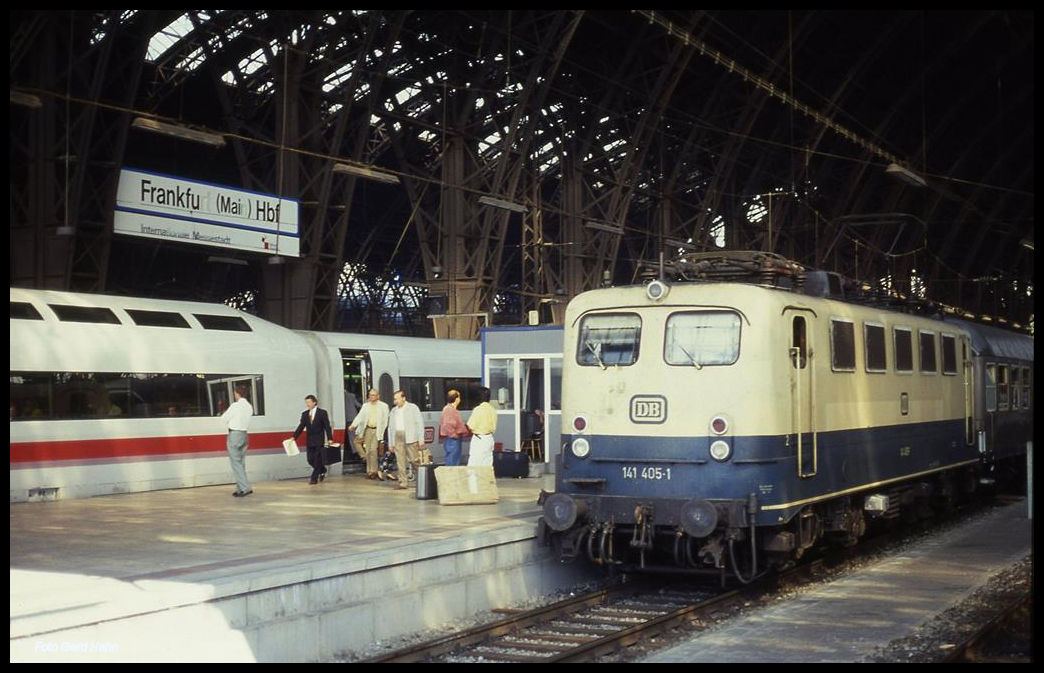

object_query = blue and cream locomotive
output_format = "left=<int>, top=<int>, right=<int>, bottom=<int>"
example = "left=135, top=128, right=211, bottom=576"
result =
left=539, top=252, right=1032, bottom=581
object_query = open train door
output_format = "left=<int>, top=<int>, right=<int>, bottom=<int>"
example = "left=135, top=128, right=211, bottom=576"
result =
left=785, top=308, right=817, bottom=478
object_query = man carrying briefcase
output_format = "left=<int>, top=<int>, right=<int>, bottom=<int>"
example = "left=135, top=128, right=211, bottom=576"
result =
left=292, top=394, right=334, bottom=485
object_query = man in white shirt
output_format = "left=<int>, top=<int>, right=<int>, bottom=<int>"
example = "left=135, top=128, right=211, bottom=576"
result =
left=349, top=389, right=390, bottom=480
left=221, top=384, right=254, bottom=497
left=388, top=389, right=424, bottom=490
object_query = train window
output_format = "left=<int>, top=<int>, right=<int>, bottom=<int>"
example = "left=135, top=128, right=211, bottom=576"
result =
left=894, top=327, right=913, bottom=373
left=126, top=309, right=191, bottom=328
left=400, top=376, right=437, bottom=411
left=940, top=334, right=958, bottom=375
left=193, top=314, right=252, bottom=331
left=48, top=304, right=121, bottom=324
left=985, top=363, right=997, bottom=411
left=10, top=371, right=264, bottom=420
left=918, top=331, right=937, bottom=373
left=1010, top=368, right=1020, bottom=409
left=996, top=365, right=1009, bottom=411
left=1022, top=367, right=1031, bottom=408
left=830, top=319, right=855, bottom=372
left=576, top=313, right=641, bottom=367
left=10, top=302, right=43, bottom=320
left=664, top=311, right=741, bottom=366
left=445, top=378, right=483, bottom=411
left=864, top=323, right=886, bottom=372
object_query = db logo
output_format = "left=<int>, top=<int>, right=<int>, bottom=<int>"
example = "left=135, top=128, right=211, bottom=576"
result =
left=630, top=395, right=667, bottom=424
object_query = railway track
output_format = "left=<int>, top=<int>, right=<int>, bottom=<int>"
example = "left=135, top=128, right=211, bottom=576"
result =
left=365, top=557, right=838, bottom=663
left=363, top=494, right=1020, bottom=663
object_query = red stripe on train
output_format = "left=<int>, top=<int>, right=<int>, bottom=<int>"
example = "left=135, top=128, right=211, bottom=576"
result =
left=10, top=429, right=346, bottom=463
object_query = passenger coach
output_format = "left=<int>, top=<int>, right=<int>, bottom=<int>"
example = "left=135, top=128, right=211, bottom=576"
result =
left=10, top=288, right=480, bottom=501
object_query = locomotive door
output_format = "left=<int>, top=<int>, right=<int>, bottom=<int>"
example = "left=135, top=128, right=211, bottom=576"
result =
left=786, top=309, right=817, bottom=478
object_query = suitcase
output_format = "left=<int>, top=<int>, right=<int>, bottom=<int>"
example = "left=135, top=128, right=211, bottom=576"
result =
left=493, top=450, right=529, bottom=478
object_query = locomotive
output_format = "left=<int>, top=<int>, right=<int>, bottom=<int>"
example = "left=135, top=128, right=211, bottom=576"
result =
left=538, top=252, right=1032, bottom=581
left=10, top=287, right=480, bottom=501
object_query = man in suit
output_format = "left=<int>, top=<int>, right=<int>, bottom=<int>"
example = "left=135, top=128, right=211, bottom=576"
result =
left=293, top=394, right=334, bottom=485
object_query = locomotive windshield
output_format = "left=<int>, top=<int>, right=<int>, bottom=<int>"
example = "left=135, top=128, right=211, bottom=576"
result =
left=576, top=313, right=641, bottom=367
left=664, top=311, right=741, bottom=366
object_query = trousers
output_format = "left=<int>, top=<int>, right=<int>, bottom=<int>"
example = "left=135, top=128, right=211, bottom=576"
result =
left=226, top=430, right=251, bottom=493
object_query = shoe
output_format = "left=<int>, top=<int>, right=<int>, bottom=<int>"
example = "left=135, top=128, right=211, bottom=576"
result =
left=309, top=478, right=318, bottom=485
left=377, top=472, right=385, bottom=481
left=396, top=484, right=409, bottom=490
left=319, top=472, right=326, bottom=482
left=234, top=489, right=253, bottom=497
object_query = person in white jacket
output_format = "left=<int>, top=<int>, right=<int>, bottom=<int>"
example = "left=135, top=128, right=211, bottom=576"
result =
left=349, top=389, right=390, bottom=480
left=388, top=389, right=424, bottom=490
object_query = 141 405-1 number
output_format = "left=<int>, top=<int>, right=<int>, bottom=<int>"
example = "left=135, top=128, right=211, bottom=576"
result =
left=622, top=466, right=671, bottom=480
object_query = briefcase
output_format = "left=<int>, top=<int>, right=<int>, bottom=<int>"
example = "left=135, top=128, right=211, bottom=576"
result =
left=323, top=442, right=342, bottom=465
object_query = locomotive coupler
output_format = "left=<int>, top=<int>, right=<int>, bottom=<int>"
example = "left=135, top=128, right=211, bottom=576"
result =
left=630, top=505, right=654, bottom=550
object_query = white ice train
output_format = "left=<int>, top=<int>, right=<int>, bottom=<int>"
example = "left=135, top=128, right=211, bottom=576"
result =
left=10, top=287, right=481, bottom=501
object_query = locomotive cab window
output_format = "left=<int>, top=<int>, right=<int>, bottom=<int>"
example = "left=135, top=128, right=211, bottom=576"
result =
left=830, top=319, right=856, bottom=372
left=894, top=327, right=914, bottom=373
left=918, top=331, right=937, bottom=373
left=576, top=313, right=641, bottom=367
left=664, top=311, right=741, bottom=367
left=864, top=323, right=886, bottom=372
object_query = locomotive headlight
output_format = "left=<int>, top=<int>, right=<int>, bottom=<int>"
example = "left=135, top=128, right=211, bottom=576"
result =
left=645, top=279, right=669, bottom=301
left=709, top=439, right=731, bottom=462
left=571, top=437, right=591, bottom=458
left=710, top=415, right=729, bottom=435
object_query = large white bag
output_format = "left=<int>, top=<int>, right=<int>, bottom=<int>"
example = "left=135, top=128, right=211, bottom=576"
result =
left=282, top=437, right=300, bottom=456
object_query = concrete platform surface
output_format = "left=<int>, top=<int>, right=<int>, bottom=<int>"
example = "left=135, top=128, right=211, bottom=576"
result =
left=10, top=469, right=560, bottom=662
left=642, top=500, right=1032, bottom=663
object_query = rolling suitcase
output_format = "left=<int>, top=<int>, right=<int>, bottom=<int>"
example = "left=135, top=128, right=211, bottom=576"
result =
left=493, top=450, right=529, bottom=478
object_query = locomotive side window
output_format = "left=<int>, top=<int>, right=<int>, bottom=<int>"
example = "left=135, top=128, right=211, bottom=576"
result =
left=894, top=327, right=914, bottom=373
left=830, top=319, right=855, bottom=372
left=576, top=313, right=641, bottom=367
left=1010, top=368, right=1021, bottom=409
left=864, top=323, right=886, bottom=372
left=1022, top=367, right=1031, bottom=408
left=918, top=331, right=937, bottom=373
left=664, top=311, right=740, bottom=366
left=940, top=334, right=958, bottom=375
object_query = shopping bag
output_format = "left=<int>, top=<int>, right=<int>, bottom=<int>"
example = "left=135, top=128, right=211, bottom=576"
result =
left=282, top=437, right=300, bottom=456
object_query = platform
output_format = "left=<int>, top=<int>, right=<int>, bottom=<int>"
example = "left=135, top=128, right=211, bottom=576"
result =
left=641, top=499, right=1032, bottom=663
left=10, top=468, right=587, bottom=662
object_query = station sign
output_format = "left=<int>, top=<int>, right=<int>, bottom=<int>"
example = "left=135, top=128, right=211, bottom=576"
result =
left=114, top=168, right=300, bottom=257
